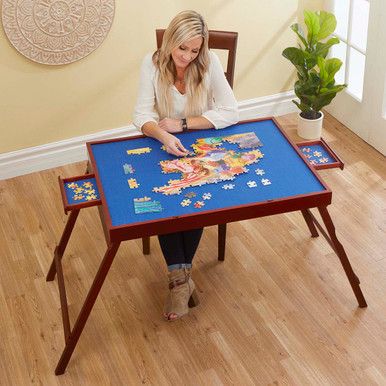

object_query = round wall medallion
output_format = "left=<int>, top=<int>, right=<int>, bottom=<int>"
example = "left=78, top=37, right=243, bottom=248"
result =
left=1, top=0, right=115, bottom=65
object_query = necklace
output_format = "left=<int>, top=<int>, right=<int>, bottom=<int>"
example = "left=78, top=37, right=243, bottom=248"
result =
left=175, top=74, right=186, bottom=93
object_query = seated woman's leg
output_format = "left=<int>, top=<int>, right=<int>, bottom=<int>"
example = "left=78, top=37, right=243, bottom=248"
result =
left=158, top=231, right=200, bottom=321
left=158, top=232, right=185, bottom=271
left=182, top=228, right=204, bottom=264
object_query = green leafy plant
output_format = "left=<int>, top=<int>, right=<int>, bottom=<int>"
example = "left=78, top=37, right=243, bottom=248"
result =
left=282, top=10, right=347, bottom=120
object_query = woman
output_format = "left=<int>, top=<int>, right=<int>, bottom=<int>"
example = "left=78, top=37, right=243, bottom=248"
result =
left=133, top=10, right=239, bottom=321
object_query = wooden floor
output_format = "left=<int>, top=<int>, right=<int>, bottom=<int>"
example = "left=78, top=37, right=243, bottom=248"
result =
left=0, top=112, right=385, bottom=385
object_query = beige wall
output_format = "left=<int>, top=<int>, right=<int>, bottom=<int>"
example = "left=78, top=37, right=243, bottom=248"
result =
left=0, top=0, right=323, bottom=153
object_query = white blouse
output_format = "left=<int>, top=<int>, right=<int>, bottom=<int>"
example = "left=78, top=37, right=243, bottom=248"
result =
left=133, top=51, right=239, bottom=130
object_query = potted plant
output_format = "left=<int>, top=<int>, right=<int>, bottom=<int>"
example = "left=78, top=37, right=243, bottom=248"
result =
left=282, top=10, right=347, bottom=139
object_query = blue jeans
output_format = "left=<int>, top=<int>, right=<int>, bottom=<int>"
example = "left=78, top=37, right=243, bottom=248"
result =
left=158, top=228, right=203, bottom=270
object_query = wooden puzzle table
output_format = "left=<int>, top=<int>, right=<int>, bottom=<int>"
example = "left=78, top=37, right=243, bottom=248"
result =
left=47, top=118, right=367, bottom=375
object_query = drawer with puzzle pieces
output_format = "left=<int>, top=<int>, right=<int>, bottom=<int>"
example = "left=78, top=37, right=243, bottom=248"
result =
left=59, top=173, right=102, bottom=214
left=297, top=138, right=344, bottom=170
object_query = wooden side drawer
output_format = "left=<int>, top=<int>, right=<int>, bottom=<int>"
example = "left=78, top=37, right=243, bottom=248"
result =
left=59, top=174, right=101, bottom=214
left=297, top=138, right=344, bottom=170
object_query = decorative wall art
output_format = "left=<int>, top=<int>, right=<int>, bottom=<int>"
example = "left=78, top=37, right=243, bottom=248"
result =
left=1, top=0, right=115, bottom=65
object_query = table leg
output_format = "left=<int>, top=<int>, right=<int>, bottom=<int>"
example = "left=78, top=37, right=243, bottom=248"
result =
left=55, top=242, right=121, bottom=375
left=318, top=206, right=367, bottom=308
left=218, top=223, right=227, bottom=261
left=301, top=209, right=319, bottom=237
left=46, top=209, right=80, bottom=281
left=142, top=237, right=150, bottom=255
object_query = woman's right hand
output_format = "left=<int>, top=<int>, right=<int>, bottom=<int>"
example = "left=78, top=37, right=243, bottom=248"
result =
left=160, top=132, right=189, bottom=157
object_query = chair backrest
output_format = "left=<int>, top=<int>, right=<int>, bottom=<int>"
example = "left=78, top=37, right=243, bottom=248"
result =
left=155, top=29, right=238, bottom=89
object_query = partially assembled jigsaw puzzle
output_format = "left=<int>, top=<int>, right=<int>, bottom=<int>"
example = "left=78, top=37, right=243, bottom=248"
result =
left=152, top=132, right=264, bottom=195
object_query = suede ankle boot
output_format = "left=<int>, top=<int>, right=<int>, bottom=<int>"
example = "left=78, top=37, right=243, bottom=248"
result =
left=164, top=268, right=199, bottom=321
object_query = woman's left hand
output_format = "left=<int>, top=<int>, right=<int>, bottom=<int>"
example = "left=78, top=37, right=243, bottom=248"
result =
left=159, top=118, right=182, bottom=133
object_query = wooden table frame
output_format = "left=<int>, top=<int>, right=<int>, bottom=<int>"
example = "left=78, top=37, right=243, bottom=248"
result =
left=46, top=118, right=367, bottom=375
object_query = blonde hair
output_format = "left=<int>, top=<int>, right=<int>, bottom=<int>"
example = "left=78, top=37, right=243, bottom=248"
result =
left=153, top=10, right=210, bottom=119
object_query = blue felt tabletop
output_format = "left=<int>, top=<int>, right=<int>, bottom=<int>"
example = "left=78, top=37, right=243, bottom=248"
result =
left=89, top=119, right=326, bottom=227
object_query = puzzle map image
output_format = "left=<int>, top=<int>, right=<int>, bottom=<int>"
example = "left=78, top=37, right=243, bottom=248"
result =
left=153, top=132, right=264, bottom=195
left=90, top=120, right=326, bottom=227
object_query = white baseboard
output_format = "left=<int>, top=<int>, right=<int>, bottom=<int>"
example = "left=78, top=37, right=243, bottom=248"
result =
left=238, top=90, right=297, bottom=120
left=0, top=91, right=297, bottom=180
left=0, top=126, right=141, bottom=180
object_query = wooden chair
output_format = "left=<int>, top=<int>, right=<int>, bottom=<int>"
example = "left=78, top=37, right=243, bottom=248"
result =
left=141, top=29, right=238, bottom=261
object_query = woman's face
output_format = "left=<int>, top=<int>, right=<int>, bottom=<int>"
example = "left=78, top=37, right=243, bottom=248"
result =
left=171, top=36, right=203, bottom=70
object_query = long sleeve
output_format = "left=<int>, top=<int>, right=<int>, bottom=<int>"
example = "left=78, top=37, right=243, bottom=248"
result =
left=133, top=53, right=159, bottom=130
left=201, top=51, right=239, bottom=129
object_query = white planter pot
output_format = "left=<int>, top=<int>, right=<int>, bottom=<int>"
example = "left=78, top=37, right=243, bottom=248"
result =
left=297, top=111, right=324, bottom=139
